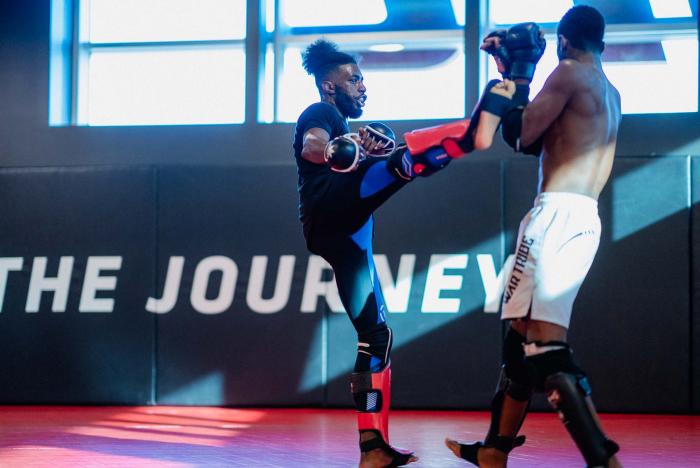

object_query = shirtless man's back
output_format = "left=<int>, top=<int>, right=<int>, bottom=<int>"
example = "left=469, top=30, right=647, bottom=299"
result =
left=446, top=6, right=624, bottom=468
left=525, top=55, right=621, bottom=198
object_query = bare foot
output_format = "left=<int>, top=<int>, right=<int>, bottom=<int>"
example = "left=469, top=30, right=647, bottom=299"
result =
left=444, top=438, right=507, bottom=468
left=445, top=438, right=463, bottom=458
left=359, top=448, right=418, bottom=467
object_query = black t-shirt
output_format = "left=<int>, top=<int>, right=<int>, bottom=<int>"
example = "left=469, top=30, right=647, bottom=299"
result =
left=293, top=102, right=349, bottom=230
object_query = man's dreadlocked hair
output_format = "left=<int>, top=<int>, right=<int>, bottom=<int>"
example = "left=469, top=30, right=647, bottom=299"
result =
left=302, top=39, right=357, bottom=88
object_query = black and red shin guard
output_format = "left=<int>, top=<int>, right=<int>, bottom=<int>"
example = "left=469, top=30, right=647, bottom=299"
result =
left=350, top=363, right=414, bottom=466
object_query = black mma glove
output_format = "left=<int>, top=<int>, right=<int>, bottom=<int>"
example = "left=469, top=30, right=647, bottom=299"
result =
left=503, top=22, right=546, bottom=82
left=482, top=29, right=512, bottom=79
left=361, top=122, right=396, bottom=157
left=324, top=134, right=363, bottom=172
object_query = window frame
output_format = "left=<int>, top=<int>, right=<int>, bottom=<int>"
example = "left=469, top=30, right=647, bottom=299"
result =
left=481, top=1, right=699, bottom=115
left=258, top=0, right=469, bottom=123
left=71, top=0, right=248, bottom=126
left=50, top=0, right=699, bottom=127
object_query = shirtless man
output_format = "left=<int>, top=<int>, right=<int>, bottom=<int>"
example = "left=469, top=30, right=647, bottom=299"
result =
left=446, top=6, right=623, bottom=467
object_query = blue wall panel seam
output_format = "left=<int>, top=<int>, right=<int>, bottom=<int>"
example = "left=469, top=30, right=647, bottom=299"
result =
left=500, top=158, right=506, bottom=342
left=151, top=166, right=159, bottom=405
left=322, top=303, right=328, bottom=406
left=690, top=155, right=695, bottom=412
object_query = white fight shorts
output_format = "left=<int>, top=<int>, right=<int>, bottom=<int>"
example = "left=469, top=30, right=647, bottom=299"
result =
left=501, top=192, right=601, bottom=328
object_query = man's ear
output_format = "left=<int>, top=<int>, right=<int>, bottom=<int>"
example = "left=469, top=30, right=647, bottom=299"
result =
left=558, top=34, right=569, bottom=50
left=321, top=80, right=335, bottom=95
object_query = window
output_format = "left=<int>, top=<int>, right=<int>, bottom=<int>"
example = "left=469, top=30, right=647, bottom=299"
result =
left=49, top=1, right=698, bottom=127
left=52, top=0, right=247, bottom=126
left=485, top=0, right=698, bottom=114
left=259, top=0, right=466, bottom=123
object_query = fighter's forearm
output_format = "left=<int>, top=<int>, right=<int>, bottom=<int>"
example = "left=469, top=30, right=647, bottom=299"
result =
left=473, top=112, right=503, bottom=150
left=501, top=83, right=543, bottom=156
left=519, top=108, right=542, bottom=149
left=403, top=79, right=512, bottom=158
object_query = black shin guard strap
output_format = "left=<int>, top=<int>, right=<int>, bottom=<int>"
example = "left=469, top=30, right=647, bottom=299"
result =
left=455, top=389, right=527, bottom=466
left=360, top=431, right=414, bottom=467
left=456, top=436, right=526, bottom=467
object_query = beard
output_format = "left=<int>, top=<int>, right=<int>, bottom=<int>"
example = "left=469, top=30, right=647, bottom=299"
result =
left=335, top=88, right=363, bottom=119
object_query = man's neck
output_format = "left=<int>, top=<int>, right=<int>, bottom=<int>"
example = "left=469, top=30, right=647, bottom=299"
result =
left=567, top=50, right=602, bottom=68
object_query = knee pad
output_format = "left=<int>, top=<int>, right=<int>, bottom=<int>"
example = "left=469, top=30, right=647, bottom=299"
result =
left=356, top=325, right=392, bottom=372
left=501, top=328, right=535, bottom=401
left=524, top=341, right=585, bottom=391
